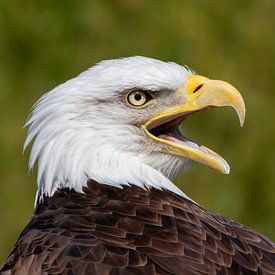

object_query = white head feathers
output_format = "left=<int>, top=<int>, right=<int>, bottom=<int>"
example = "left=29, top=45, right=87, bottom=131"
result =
left=24, top=56, right=193, bottom=204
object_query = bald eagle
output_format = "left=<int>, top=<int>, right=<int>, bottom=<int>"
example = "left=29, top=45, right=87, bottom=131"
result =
left=1, top=57, right=275, bottom=275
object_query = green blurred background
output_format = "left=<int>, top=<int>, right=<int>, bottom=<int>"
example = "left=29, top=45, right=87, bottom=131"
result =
left=0, top=0, right=275, bottom=262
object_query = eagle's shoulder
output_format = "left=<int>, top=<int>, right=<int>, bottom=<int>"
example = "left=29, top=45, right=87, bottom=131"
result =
left=1, top=181, right=275, bottom=275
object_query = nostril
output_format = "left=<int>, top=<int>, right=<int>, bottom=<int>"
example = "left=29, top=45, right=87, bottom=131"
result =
left=193, top=84, right=203, bottom=94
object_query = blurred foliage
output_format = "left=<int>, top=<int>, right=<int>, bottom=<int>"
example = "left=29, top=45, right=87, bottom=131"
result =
left=0, top=0, right=275, bottom=263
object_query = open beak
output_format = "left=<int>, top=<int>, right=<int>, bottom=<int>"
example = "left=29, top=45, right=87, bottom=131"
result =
left=142, top=75, right=246, bottom=174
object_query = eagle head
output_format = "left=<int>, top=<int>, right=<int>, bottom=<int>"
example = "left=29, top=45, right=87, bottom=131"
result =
left=24, top=56, right=245, bottom=203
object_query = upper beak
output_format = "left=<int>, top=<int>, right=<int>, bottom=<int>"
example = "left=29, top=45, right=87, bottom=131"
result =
left=185, top=75, right=245, bottom=126
left=142, top=75, right=246, bottom=174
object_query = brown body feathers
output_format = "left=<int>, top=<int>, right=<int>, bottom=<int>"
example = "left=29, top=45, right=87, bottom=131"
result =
left=1, top=181, right=275, bottom=275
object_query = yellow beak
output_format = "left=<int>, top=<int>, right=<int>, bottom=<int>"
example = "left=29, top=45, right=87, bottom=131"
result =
left=142, top=75, right=246, bottom=174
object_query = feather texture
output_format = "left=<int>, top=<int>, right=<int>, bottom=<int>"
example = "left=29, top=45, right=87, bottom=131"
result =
left=1, top=181, right=275, bottom=275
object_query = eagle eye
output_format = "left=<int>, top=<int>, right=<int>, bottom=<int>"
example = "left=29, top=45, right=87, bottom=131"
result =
left=126, top=90, right=152, bottom=107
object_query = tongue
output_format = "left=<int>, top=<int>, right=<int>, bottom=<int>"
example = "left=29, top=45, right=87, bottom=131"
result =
left=159, top=133, right=200, bottom=149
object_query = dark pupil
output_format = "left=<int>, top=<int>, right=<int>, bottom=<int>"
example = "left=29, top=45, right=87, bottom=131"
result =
left=134, top=93, right=142, bottom=101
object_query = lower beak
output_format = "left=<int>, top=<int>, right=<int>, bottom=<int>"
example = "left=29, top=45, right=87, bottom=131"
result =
left=142, top=75, right=246, bottom=174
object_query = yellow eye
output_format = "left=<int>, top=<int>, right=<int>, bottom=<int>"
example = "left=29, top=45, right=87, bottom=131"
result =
left=127, top=90, right=151, bottom=107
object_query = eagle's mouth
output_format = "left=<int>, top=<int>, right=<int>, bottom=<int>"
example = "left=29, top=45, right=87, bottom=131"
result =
left=142, top=108, right=231, bottom=174
left=141, top=75, right=245, bottom=174
left=148, top=111, right=202, bottom=151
